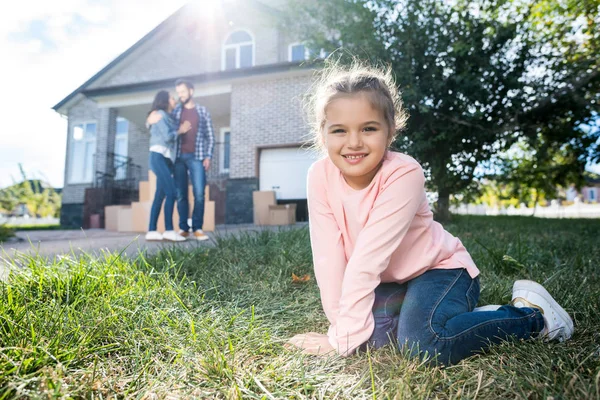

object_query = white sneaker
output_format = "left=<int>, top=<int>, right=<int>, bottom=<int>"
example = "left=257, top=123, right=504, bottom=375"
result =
left=145, top=231, right=163, bottom=241
left=512, top=280, right=574, bottom=342
left=473, top=305, right=501, bottom=312
left=162, top=230, right=187, bottom=242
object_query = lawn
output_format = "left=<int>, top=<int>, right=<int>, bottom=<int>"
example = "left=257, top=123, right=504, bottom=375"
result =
left=1, top=216, right=599, bottom=399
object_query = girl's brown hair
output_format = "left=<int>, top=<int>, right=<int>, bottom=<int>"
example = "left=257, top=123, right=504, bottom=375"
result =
left=304, top=59, right=408, bottom=152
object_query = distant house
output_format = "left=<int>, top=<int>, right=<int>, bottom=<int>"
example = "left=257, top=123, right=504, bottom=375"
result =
left=566, top=175, right=600, bottom=203
left=53, top=0, right=323, bottom=228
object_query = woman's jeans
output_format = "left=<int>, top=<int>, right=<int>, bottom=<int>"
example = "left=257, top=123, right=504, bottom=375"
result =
left=367, top=268, right=545, bottom=365
left=149, top=152, right=176, bottom=231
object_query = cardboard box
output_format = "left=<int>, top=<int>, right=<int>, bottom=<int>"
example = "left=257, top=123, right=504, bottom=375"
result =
left=105, top=205, right=128, bottom=231
left=268, top=204, right=297, bottom=225
left=139, top=181, right=151, bottom=202
left=117, top=207, right=134, bottom=232
left=202, top=201, right=215, bottom=232
left=131, top=201, right=151, bottom=233
left=253, top=191, right=277, bottom=225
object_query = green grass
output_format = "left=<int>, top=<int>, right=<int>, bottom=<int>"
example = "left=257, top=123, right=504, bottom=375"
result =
left=0, top=225, right=15, bottom=243
left=0, top=216, right=599, bottom=398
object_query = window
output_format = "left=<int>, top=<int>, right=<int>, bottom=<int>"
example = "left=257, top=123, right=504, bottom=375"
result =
left=69, top=122, right=97, bottom=183
left=220, top=127, right=231, bottom=174
left=289, top=43, right=309, bottom=62
left=590, top=189, right=597, bottom=201
left=222, top=30, right=254, bottom=70
left=114, top=118, right=129, bottom=180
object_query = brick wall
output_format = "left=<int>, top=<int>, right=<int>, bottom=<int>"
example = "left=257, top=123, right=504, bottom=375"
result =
left=229, top=73, right=313, bottom=179
left=225, top=178, right=258, bottom=224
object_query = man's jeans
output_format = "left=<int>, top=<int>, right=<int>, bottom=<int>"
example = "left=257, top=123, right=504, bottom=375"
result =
left=367, top=268, right=545, bottom=365
left=174, top=153, right=206, bottom=232
left=149, top=152, right=176, bottom=231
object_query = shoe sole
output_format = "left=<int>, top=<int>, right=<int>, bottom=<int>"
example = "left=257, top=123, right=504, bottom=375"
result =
left=473, top=305, right=501, bottom=312
left=513, top=280, right=574, bottom=340
left=195, top=236, right=210, bottom=241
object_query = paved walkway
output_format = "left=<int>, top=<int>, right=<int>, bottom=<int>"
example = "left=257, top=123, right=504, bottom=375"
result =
left=1, top=223, right=308, bottom=260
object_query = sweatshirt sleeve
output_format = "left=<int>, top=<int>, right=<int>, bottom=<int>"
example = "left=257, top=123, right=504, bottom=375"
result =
left=330, top=164, right=425, bottom=356
left=307, top=164, right=347, bottom=333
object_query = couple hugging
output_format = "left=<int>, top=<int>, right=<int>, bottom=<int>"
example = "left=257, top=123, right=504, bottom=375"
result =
left=145, top=79, right=214, bottom=242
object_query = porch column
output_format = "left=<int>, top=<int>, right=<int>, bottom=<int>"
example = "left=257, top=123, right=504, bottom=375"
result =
left=95, top=107, right=118, bottom=178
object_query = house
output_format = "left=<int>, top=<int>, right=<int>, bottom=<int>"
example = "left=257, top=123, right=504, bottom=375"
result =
left=53, top=0, right=323, bottom=228
left=566, top=175, right=600, bottom=203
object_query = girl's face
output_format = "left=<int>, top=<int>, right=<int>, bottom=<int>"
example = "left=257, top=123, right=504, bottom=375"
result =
left=168, top=95, right=177, bottom=112
left=323, top=93, right=391, bottom=190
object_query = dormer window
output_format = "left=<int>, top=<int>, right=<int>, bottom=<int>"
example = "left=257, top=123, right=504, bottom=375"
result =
left=222, top=30, right=254, bottom=70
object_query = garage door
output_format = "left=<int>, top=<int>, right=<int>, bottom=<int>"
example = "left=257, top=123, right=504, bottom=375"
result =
left=259, top=147, right=322, bottom=199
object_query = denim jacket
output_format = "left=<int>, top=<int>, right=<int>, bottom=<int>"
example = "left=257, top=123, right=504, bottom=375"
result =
left=149, top=110, right=178, bottom=161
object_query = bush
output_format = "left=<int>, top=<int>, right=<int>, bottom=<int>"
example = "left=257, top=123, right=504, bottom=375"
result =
left=0, top=224, right=15, bottom=242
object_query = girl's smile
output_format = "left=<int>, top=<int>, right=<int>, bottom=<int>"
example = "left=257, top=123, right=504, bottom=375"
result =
left=324, top=94, right=392, bottom=190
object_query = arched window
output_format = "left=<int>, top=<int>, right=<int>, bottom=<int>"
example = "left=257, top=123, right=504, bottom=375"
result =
left=222, top=30, right=254, bottom=70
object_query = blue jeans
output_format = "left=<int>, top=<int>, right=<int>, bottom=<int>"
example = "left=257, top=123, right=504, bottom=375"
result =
left=149, top=152, right=176, bottom=231
left=367, top=268, right=545, bottom=365
left=174, top=153, right=206, bottom=231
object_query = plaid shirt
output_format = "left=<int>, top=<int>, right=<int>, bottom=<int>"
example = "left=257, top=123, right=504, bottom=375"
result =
left=172, top=103, right=215, bottom=160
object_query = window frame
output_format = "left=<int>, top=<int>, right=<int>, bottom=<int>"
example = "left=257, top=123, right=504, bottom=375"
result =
left=114, top=117, right=129, bottom=180
left=288, top=42, right=310, bottom=62
left=220, top=127, right=231, bottom=174
left=68, top=120, right=97, bottom=184
left=221, top=29, right=255, bottom=71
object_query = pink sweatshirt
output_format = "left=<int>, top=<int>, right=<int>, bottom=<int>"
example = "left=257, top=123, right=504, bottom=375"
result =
left=307, top=151, right=480, bottom=356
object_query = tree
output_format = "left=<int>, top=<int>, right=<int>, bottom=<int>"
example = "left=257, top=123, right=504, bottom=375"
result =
left=487, top=137, right=585, bottom=210
left=0, top=165, right=62, bottom=218
left=0, top=185, right=21, bottom=215
left=285, top=0, right=600, bottom=220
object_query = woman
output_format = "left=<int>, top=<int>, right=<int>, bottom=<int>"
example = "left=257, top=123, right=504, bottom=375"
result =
left=145, top=91, right=190, bottom=241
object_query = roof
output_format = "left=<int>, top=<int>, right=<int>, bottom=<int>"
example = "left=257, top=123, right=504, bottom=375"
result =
left=80, top=60, right=320, bottom=98
left=52, top=4, right=191, bottom=111
left=53, top=0, right=284, bottom=113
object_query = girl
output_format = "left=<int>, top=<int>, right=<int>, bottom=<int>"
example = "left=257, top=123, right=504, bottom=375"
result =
left=145, top=91, right=190, bottom=242
left=286, top=63, right=574, bottom=365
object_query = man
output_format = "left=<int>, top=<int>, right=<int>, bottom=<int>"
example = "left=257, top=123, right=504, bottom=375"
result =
left=172, top=79, right=215, bottom=240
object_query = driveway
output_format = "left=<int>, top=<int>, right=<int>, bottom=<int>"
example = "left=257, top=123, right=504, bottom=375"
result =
left=1, top=223, right=308, bottom=260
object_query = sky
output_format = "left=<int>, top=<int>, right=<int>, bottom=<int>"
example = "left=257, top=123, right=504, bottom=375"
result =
left=0, top=0, right=598, bottom=189
left=0, top=0, right=187, bottom=189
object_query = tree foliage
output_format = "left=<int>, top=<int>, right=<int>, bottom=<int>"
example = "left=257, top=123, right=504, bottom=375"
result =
left=0, top=165, right=61, bottom=218
left=285, top=0, right=599, bottom=219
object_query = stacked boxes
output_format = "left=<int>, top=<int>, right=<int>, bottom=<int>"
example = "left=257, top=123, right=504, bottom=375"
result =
left=105, top=170, right=215, bottom=232
left=252, top=190, right=297, bottom=225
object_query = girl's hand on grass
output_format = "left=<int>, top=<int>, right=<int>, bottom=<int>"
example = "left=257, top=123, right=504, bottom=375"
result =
left=285, top=332, right=335, bottom=356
